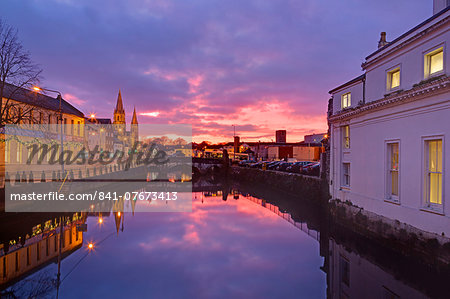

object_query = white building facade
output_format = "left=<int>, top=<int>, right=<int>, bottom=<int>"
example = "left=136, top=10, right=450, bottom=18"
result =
left=328, top=2, right=450, bottom=236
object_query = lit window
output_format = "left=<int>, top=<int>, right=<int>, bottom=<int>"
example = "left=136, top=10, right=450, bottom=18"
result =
left=5, top=140, right=10, bottom=163
left=387, top=142, right=399, bottom=200
left=341, top=93, right=351, bottom=109
left=387, top=68, right=400, bottom=90
left=425, top=139, right=443, bottom=206
left=17, top=142, right=22, bottom=163
left=342, top=125, right=350, bottom=149
left=342, top=163, right=350, bottom=187
left=425, top=47, right=444, bottom=77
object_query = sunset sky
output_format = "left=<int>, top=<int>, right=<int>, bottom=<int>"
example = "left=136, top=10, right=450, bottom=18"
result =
left=2, top=0, right=430, bottom=143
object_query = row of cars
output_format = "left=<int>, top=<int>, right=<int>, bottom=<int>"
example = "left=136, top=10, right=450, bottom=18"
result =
left=237, top=160, right=320, bottom=176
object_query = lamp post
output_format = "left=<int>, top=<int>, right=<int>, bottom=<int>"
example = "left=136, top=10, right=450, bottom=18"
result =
left=32, top=87, right=64, bottom=175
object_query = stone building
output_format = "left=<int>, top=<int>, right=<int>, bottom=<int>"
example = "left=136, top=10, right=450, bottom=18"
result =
left=112, top=90, right=138, bottom=147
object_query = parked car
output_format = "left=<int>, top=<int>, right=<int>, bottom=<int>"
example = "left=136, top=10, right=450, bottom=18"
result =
left=249, top=161, right=265, bottom=168
left=276, top=162, right=294, bottom=172
left=264, top=161, right=279, bottom=169
left=286, top=161, right=314, bottom=173
left=238, top=160, right=254, bottom=167
left=302, top=162, right=320, bottom=176
left=267, top=161, right=282, bottom=170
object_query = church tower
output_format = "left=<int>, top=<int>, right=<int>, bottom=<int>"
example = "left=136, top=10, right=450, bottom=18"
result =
left=113, top=90, right=126, bottom=135
left=131, top=106, right=139, bottom=145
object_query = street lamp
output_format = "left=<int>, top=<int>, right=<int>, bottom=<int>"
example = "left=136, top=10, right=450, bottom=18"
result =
left=32, top=86, right=65, bottom=174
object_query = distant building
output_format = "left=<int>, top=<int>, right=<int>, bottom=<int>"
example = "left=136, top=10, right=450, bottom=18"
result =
left=112, top=90, right=139, bottom=146
left=304, top=133, right=327, bottom=144
left=328, top=1, right=450, bottom=236
left=234, top=136, right=240, bottom=154
left=275, top=130, right=286, bottom=143
left=266, top=143, right=322, bottom=161
left=86, top=117, right=114, bottom=152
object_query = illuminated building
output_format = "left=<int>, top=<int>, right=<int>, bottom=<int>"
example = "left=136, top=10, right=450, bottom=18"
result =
left=328, top=1, right=450, bottom=235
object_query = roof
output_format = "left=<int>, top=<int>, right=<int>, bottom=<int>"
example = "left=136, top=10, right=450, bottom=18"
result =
left=329, top=74, right=365, bottom=94
left=2, top=83, right=84, bottom=117
left=86, top=117, right=112, bottom=125
left=365, top=6, right=450, bottom=60
left=97, top=118, right=112, bottom=124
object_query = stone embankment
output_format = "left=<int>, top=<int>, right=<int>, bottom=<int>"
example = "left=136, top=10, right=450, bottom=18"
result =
left=230, top=166, right=329, bottom=205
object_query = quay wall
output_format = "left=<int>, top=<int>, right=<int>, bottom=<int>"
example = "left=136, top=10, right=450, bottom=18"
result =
left=230, top=166, right=329, bottom=205
left=330, top=200, right=450, bottom=266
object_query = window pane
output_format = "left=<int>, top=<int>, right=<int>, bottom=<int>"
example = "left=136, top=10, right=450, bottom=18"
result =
left=391, top=143, right=399, bottom=170
left=391, top=70, right=400, bottom=88
left=391, top=171, right=399, bottom=196
left=343, top=163, right=350, bottom=186
left=342, top=93, right=351, bottom=108
left=340, top=257, right=350, bottom=286
left=437, top=139, right=442, bottom=172
left=428, top=140, right=437, bottom=172
left=429, top=173, right=442, bottom=204
left=343, top=126, right=350, bottom=149
left=430, top=50, right=443, bottom=74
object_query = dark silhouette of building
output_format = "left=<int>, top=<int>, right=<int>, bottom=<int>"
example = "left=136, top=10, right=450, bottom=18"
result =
left=275, top=130, right=286, bottom=143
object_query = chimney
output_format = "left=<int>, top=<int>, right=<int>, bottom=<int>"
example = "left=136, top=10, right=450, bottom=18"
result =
left=433, top=0, right=448, bottom=14
left=378, top=32, right=388, bottom=49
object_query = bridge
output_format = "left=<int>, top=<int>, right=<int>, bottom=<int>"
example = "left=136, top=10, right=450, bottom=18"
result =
left=192, top=157, right=225, bottom=176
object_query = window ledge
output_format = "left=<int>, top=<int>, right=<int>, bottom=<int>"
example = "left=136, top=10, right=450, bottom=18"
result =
left=384, top=199, right=400, bottom=205
left=414, top=73, right=446, bottom=87
left=420, top=207, right=444, bottom=216
left=384, top=88, right=403, bottom=97
left=340, top=186, right=351, bottom=191
left=388, top=86, right=401, bottom=92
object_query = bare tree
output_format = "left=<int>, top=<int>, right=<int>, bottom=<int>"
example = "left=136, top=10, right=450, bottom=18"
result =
left=0, top=19, right=42, bottom=125
left=1, top=270, right=56, bottom=298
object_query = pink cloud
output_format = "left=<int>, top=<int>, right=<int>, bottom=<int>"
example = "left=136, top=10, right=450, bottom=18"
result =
left=63, top=93, right=87, bottom=106
left=140, top=111, right=161, bottom=117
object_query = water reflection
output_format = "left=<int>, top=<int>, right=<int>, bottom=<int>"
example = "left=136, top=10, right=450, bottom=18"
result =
left=0, top=212, right=85, bottom=297
left=1, top=180, right=449, bottom=298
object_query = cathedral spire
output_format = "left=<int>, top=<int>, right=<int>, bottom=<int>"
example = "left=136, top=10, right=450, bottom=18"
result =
left=131, top=106, right=138, bottom=124
left=115, top=89, right=124, bottom=113
left=113, top=89, right=125, bottom=125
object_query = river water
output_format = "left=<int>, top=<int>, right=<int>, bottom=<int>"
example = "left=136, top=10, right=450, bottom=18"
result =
left=1, top=182, right=449, bottom=298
